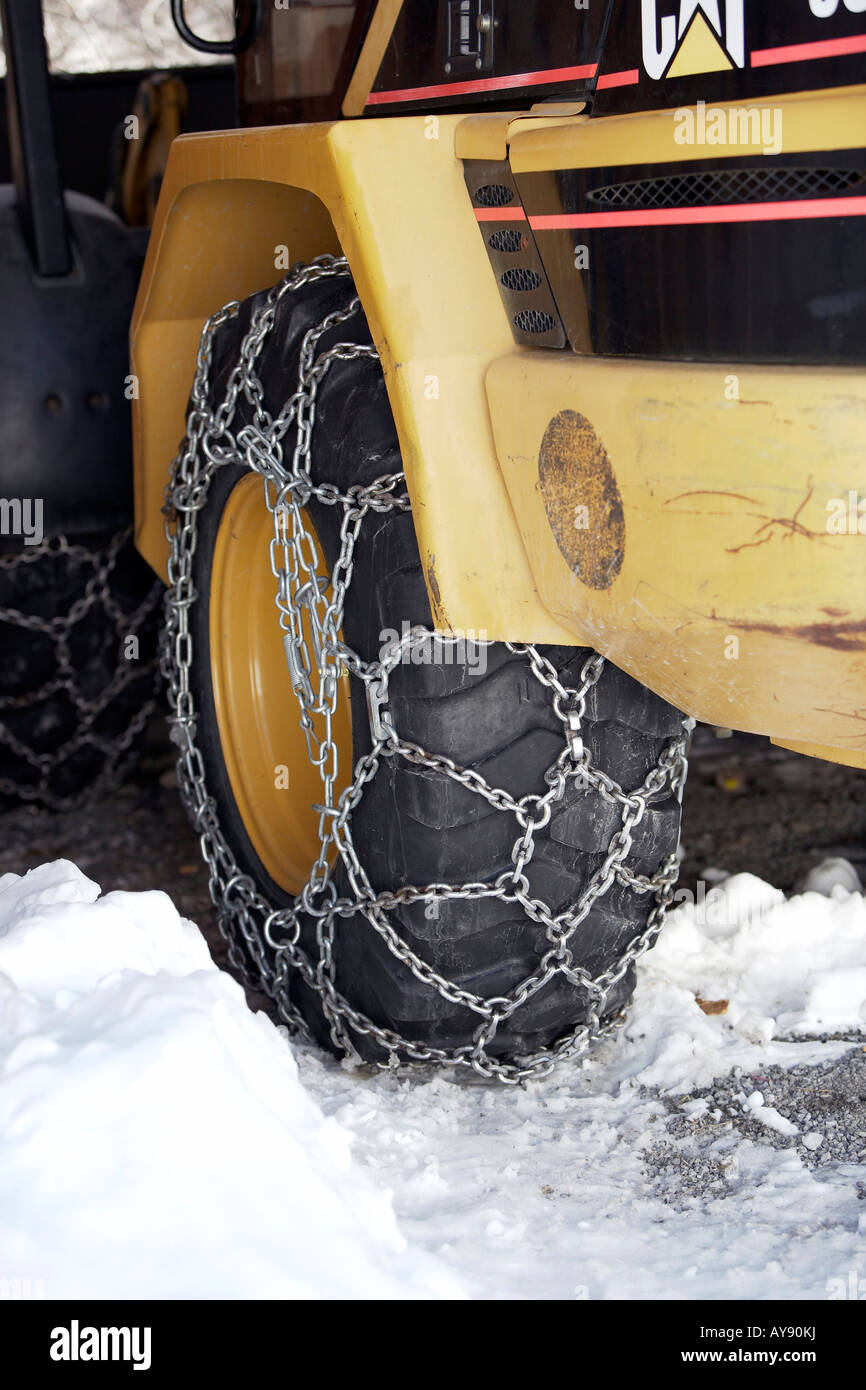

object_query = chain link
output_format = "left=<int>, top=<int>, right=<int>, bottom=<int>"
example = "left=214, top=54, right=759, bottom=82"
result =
left=162, top=256, right=690, bottom=1082
left=0, top=528, right=163, bottom=808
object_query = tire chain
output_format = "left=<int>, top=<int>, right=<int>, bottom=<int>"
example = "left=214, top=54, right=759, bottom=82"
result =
left=0, top=528, right=163, bottom=809
left=163, top=256, right=690, bottom=1082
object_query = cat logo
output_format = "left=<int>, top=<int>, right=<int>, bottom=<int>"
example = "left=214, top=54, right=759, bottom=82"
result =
left=641, top=0, right=746, bottom=81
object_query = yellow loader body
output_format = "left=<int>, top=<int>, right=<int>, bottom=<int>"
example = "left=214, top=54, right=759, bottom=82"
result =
left=131, top=87, right=866, bottom=767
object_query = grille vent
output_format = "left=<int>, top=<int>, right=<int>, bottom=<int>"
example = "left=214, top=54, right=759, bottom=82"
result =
left=513, top=309, right=556, bottom=334
left=465, top=159, right=565, bottom=348
left=475, top=182, right=514, bottom=207
left=501, top=267, right=542, bottom=292
left=488, top=229, right=525, bottom=253
left=589, top=166, right=865, bottom=210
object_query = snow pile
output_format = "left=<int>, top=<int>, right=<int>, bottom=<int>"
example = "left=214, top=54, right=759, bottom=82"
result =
left=617, top=871, right=866, bottom=1091
left=1, top=859, right=864, bottom=1301
left=296, top=869, right=866, bottom=1300
left=0, top=861, right=461, bottom=1300
left=802, top=857, right=863, bottom=896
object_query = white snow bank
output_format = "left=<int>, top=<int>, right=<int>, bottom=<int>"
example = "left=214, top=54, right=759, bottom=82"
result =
left=1, top=860, right=864, bottom=1301
left=296, top=870, right=866, bottom=1300
left=802, top=856, right=862, bottom=896
left=0, top=861, right=461, bottom=1300
left=619, top=872, right=866, bottom=1092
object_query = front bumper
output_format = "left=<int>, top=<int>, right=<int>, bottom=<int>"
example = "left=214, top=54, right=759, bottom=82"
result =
left=487, top=351, right=866, bottom=758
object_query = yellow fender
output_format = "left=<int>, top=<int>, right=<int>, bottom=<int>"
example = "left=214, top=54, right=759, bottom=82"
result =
left=131, top=93, right=866, bottom=765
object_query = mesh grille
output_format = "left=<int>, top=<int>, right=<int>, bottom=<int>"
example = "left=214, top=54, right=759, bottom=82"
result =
left=488, top=229, right=524, bottom=253
left=589, top=166, right=866, bottom=210
left=475, top=182, right=514, bottom=207
left=501, top=267, right=542, bottom=292
left=514, top=309, right=556, bottom=334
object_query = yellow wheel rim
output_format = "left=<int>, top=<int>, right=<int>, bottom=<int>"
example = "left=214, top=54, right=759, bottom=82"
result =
left=209, top=474, right=352, bottom=895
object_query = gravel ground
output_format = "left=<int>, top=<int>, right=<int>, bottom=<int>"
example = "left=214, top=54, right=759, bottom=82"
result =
left=646, top=1050, right=866, bottom=1206
left=678, top=726, right=866, bottom=893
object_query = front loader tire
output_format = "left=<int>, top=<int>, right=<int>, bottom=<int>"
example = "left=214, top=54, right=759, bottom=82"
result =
left=182, top=270, right=687, bottom=1067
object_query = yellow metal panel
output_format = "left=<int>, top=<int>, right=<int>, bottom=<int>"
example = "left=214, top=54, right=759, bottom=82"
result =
left=486, top=352, right=866, bottom=754
left=324, top=117, right=573, bottom=642
left=509, top=83, right=866, bottom=171
left=454, top=111, right=519, bottom=162
left=454, top=106, right=587, bottom=162
left=132, top=173, right=339, bottom=578
left=131, top=117, right=573, bottom=641
left=342, top=0, right=405, bottom=118
left=772, top=740, right=866, bottom=772
left=130, top=91, right=866, bottom=762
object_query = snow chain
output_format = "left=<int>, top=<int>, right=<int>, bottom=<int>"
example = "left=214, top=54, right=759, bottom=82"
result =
left=163, top=256, right=689, bottom=1083
left=0, top=528, right=163, bottom=808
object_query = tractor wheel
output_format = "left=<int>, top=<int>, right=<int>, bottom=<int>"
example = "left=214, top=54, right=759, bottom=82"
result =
left=0, top=528, right=162, bottom=807
left=181, top=270, right=688, bottom=1069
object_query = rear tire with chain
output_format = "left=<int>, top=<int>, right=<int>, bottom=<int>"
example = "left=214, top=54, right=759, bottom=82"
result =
left=0, top=530, right=162, bottom=807
left=184, top=267, right=688, bottom=1067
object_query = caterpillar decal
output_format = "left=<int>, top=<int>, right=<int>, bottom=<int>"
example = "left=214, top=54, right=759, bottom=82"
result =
left=596, top=0, right=866, bottom=112
left=641, top=1, right=746, bottom=81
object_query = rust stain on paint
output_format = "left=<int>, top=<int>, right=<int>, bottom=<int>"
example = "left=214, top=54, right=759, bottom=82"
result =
left=425, top=555, right=442, bottom=616
left=538, top=409, right=624, bottom=591
left=717, top=616, right=866, bottom=653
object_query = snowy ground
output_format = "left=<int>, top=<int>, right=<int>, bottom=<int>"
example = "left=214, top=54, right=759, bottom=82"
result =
left=1, top=860, right=864, bottom=1301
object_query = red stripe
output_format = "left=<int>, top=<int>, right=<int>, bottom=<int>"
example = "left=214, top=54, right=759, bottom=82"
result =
left=365, top=64, right=597, bottom=106
left=530, top=196, right=866, bottom=231
left=751, top=32, right=866, bottom=67
left=595, top=68, right=640, bottom=90
left=475, top=207, right=527, bottom=222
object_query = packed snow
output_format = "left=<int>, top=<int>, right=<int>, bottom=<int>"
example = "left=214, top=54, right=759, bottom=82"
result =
left=0, top=862, right=459, bottom=1300
left=1, top=859, right=864, bottom=1300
